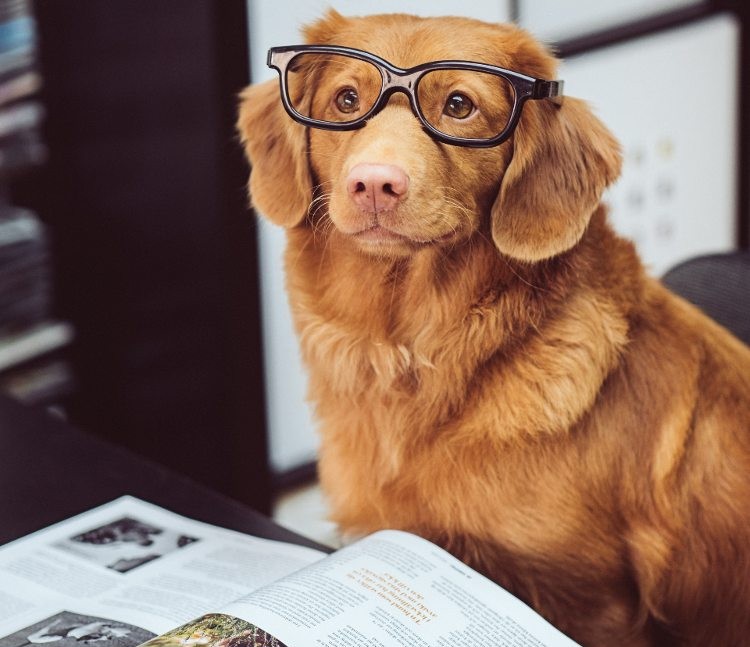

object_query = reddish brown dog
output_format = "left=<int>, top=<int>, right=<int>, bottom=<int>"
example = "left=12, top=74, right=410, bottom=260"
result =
left=238, top=11, right=750, bottom=646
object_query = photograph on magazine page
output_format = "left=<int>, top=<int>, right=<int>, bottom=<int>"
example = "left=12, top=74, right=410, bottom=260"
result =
left=0, top=611, right=155, bottom=647
left=138, top=614, right=288, bottom=647
left=52, top=517, right=200, bottom=573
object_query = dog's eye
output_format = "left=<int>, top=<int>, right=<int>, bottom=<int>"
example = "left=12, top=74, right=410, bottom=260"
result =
left=443, top=92, right=474, bottom=119
left=334, top=87, right=360, bottom=114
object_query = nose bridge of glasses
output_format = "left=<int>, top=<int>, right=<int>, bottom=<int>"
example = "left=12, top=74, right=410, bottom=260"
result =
left=376, top=69, right=422, bottom=116
left=382, top=67, right=419, bottom=90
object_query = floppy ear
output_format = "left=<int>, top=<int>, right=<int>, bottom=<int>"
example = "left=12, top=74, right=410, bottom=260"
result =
left=491, top=97, right=622, bottom=261
left=237, top=79, right=312, bottom=227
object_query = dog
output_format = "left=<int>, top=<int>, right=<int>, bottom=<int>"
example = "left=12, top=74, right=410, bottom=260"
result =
left=238, top=10, right=750, bottom=646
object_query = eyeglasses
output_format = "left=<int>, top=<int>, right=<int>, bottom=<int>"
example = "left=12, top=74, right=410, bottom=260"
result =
left=267, top=44, right=564, bottom=148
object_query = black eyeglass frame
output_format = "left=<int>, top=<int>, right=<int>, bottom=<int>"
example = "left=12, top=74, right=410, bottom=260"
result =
left=267, top=44, right=564, bottom=148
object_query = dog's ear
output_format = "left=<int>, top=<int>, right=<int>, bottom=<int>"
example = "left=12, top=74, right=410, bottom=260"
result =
left=491, top=97, right=622, bottom=261
left=237, top=79, right=311, bottom=227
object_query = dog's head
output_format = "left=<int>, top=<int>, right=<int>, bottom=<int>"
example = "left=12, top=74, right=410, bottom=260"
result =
left=238, top=11, right=621, bottom=262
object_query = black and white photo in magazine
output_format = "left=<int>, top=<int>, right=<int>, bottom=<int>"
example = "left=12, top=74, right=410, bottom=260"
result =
left=53, top=517, right=199, bottom=573
left=0, top=611, right=155, bottom=647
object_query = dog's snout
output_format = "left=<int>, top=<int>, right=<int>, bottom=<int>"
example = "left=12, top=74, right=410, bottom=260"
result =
left=346, top=163, right=409, bottom=213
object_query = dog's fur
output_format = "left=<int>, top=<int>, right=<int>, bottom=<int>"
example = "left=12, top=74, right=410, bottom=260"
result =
left=238, top=11, right=750, bottom=646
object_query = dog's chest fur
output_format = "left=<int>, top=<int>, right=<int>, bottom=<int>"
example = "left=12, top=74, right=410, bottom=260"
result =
left=280, top=222, right=662, bottom=641
left=285, top=221, right=633, bottom=554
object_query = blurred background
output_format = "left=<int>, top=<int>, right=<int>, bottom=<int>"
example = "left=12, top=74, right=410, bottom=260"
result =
left=1, top=0, right=747, bottom=536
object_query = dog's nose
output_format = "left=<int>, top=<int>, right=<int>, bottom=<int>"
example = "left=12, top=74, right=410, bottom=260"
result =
left=346, top=163, right=409, bottom=213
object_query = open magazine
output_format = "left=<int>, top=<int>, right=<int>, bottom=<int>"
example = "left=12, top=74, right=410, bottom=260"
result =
left=0, top=497, right=580, bottom=647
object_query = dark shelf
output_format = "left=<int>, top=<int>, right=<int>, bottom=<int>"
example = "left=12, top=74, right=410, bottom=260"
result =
left=13, top=0, right=272, bottom=514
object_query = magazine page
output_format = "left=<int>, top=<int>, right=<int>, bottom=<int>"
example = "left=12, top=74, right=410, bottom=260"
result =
left=168, top=529, right=579, bottom=647
left=0, top=497, right=326, bottom=647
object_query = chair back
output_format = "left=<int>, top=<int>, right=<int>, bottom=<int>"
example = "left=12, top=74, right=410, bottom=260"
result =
left=662, top=252, right=750, bottom=346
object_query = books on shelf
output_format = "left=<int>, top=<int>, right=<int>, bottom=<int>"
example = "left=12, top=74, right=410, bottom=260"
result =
left=0, top=0, right=45, bottom=176
left=0, top=0, right=70, bottom=405
left=0, top=206, right=72, bottom=407
left=0, top=497, right=580, bottom=647
left=0, top=208, right=51, bottom=328
left=0, top=320, right=73, bottom=372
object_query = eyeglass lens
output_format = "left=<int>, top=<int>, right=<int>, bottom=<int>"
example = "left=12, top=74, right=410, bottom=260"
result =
left=285, top=52, right=516, bottom=141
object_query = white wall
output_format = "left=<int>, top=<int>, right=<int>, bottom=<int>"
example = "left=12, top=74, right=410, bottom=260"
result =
left=245, top=1, right=513, bottom=473
left=518, top=0, right=704, bottom=42
left=559, top=14, right=738, bottom=276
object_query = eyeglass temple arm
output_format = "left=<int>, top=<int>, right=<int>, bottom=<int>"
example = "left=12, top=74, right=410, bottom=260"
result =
left=533, top=79, right=564, bottom=105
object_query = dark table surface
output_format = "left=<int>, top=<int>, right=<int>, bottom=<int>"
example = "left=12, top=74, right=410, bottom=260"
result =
left=0, top=395, right=330, bottom=552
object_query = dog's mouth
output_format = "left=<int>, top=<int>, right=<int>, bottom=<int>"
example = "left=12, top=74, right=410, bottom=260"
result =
left=355, top=224, right=417, bottom=245
left=353, top=224, right=453, bottom=249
